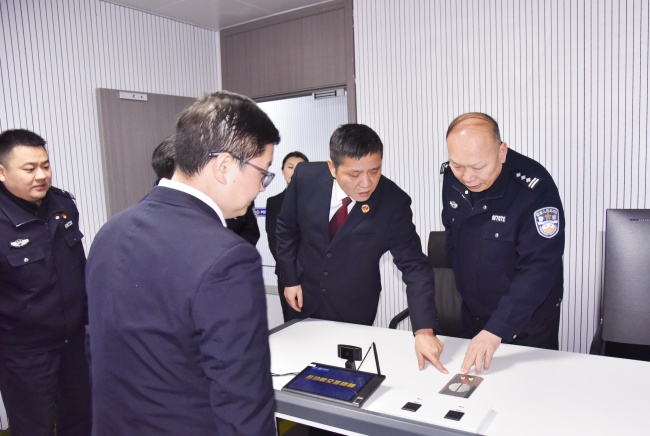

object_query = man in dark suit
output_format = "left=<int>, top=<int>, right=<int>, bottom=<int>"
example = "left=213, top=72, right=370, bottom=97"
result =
left=86, top=91, right=280, bottom=434
left=276, top=124, right=447, bottom=373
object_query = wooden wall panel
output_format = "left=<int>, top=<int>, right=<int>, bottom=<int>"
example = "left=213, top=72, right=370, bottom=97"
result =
left=223, top=9, right=346, bottom=96
left=221, top=0, right=356, bottom=119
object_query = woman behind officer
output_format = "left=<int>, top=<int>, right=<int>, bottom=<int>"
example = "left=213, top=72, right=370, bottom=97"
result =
left=266, top=151, right=308, bottom=322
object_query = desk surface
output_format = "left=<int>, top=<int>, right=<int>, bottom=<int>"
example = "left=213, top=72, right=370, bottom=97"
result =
left=270, top=319, right=650, bottom=435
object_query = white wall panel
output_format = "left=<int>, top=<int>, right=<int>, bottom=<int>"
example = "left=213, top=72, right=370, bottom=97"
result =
left=0, top=0, right=220, bottom=248
left=355, top=0, right=650, bottom=353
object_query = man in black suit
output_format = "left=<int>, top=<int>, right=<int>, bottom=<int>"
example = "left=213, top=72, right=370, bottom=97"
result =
left=277, top=124, right=447, bottom=372
left=86, top=91, right=280, bottom=434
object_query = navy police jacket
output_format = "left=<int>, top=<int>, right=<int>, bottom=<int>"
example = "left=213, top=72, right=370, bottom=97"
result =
left=0, top=184, right=87, bottom=352
left=441, top=149, right=565, bottom=342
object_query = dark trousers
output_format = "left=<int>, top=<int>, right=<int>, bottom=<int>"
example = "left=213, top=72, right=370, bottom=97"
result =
left=0, top=330, right=92, bottom=436
left=461, top=304, right=560, bottom=350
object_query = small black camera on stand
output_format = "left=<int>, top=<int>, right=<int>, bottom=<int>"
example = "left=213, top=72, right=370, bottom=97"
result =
left=338, top=344, right=362, bottom=370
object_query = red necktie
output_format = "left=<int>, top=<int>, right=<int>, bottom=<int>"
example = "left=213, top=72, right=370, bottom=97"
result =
left=329, top=197, right=352, bottom=240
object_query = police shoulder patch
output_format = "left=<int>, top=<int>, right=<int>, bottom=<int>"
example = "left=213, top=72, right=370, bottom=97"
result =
left=534, top=207, right=560, bottom=238
left=49, top=186, right=75, bottom=200
left=440, top=161, right=451, bottom=174
left=511, top=170, right=542, bottom=190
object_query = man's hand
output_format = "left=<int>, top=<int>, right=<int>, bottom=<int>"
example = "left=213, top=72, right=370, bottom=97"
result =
left=460, top=330, right=501, bottom=374
left=284, top=285, right=303, bottom=312
left=414, top=329, right=448, bottom=373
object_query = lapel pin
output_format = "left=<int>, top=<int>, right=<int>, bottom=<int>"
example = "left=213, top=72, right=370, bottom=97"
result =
left=61, top=213, right=67, bottom=219
left=361, top=204, right=370, bottom=213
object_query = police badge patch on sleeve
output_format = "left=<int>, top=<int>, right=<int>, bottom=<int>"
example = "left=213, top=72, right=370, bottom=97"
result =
left=534, top=207, right=560, bottom=238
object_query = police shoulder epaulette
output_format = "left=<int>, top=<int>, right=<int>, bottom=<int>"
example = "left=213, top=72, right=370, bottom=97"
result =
left=511, top=170, right=542, bottom=190
left=49, top=186, right=75, bottom=200
left=440, top=161, right=451, bottom=174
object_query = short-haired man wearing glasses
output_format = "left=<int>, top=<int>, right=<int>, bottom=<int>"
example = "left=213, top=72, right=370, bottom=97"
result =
left=86, top=91, right=280, bottom=435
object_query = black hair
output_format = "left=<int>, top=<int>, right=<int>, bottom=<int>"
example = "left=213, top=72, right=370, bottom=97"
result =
left=329, top=124, right=383, bottom=168
left=281, top=151, right=309, bottom=169
left=0, top=129, right=46, bottom=165
left=151, top=135, right=176, bottom=179
left=174, top=91, right=280, bottom=177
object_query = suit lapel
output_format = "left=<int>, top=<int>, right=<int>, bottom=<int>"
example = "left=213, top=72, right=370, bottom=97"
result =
left=330, top=177, right=384, bottom=245
left=314, top=168, right=335, bottom=246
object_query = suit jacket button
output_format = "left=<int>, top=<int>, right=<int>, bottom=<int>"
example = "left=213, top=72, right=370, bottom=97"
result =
left=327, top=253, right=332, bottom=257
left=323, top=271, right=328, bottom=276
left=321, top=288, right=327, bottom=293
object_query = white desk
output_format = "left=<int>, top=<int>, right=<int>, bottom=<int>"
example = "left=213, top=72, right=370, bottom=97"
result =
left=270, top=319, right=650, bottom=435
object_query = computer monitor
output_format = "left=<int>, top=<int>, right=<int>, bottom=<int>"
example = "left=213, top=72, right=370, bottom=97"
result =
left=603, top=209, right=650, bottom=346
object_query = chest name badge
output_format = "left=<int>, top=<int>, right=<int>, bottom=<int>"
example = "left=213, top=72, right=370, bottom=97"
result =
left=492, top=215, right=506, bottom=222
left=450, top=201, right=458, bottom=209
left=10, top=238, right=30, bottom=248
left=534, top=207, right=560, bottom=238
left=65, top=220, right=74, bottom=229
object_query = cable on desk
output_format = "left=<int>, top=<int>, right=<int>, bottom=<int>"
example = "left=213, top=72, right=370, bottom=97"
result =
left=271, top=372, right=299, bottom=377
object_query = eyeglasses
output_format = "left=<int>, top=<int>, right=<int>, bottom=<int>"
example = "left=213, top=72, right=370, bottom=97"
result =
left=209, top=152, right=275, bottom=188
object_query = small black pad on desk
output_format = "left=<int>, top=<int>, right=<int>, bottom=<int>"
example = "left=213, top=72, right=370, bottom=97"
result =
left=401, top=402, right=422, bottom=412
left=444, top=410, right=465, bottom=421
left=282, top=362, right=385, bottom=408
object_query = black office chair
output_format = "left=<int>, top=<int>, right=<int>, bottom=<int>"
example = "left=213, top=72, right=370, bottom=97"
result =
left=590, top=319, right=650, bottom=361
left=389, top=231, right=463, bottom=338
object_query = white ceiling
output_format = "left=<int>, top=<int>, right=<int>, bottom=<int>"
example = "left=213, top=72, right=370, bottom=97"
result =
left=103, top=0, right=332, bottom=31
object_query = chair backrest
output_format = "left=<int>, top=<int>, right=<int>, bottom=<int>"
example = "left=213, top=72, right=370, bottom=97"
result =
left=427, top=231, right=450, bottom=268
left=428, top=231, right=463, bottom=338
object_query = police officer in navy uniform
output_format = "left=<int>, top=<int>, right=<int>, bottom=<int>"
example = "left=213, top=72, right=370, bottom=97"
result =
left=0, top=129, right=91, bottom=435
left=441, top=113, right=565, bottom=374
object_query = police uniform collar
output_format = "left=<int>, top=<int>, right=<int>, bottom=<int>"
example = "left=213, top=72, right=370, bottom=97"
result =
left=488, top=159, right=511, bottom=194
left=0, top=182, right=58, bottom=226
left=0, top=181, right=49, bottom=214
